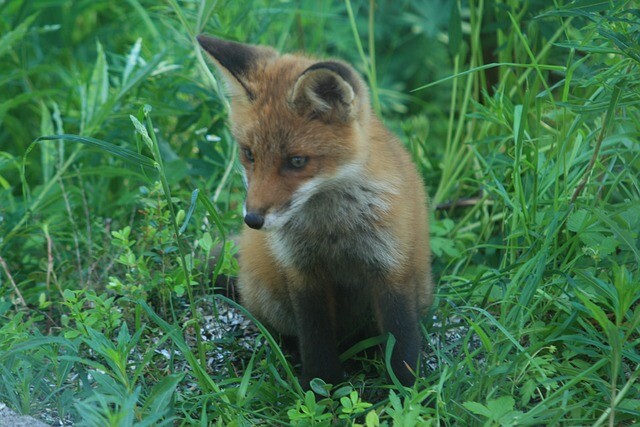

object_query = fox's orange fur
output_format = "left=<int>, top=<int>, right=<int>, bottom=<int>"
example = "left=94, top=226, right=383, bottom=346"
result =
left=198, top=35, right=434, bottom=387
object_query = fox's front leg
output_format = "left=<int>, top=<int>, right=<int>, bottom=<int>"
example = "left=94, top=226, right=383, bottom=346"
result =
left=289, top=283, right=343, bottom=388
left=375, top=286, right=421, bottom=387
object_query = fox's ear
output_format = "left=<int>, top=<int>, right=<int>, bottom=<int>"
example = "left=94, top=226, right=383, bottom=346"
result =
left=291, top=61, right=365, bottom=123
left=197, top=34, right=277, bottom=100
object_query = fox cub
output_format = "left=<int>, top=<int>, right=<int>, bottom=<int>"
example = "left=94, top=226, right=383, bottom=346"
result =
left=198, top=35, right=434, bottom=387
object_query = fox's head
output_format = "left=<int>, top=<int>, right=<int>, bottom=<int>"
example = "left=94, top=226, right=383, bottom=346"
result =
left=197, top=35, right=372, bottom=231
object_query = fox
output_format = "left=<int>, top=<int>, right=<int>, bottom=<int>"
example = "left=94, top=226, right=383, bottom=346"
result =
left=197, top=34, right=434, bottom=387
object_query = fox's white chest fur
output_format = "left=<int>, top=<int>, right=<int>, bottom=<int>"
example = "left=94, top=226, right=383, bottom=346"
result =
left=268, top=165, right=403, bottom=284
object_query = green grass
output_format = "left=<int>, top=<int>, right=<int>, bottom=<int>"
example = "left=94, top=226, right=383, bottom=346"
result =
left=1, top=0, right=639, bottom=425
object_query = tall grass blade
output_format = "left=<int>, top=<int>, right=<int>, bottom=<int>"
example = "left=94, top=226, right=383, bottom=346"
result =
left=30, top=135, right=157, bottom=170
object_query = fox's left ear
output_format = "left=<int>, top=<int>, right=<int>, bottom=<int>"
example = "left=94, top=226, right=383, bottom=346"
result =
left=197, top=34, right=277, bottom=100
left=291, top=61, right=367, bottom=123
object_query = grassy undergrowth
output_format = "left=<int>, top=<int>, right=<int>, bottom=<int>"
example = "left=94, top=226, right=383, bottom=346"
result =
left=1, top=0, right=639, bottom=425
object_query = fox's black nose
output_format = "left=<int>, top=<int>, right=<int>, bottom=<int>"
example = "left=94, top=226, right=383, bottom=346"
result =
left=244, top=212, right=265, bottom=230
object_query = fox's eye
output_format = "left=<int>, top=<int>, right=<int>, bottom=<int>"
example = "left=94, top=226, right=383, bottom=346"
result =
left=242, top=148, right=255, bottom=163
left=288, top=156, right=308, bottom=169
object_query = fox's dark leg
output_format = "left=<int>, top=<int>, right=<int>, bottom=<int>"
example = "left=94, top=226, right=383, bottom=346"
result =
left=290, top=286, right=343, bottom=388
left=374, top=286, right=420, bottom=387
left=212, top=274, right=239, bottom=301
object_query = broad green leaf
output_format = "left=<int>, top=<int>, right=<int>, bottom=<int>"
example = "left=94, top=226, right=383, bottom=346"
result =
left=567, top=208, right=590, bottom=232
left=462, top=401, right=491, bottom=417
left=486, top=396, right=516, bottom=420
left=365, top=410, right=380, bottom=427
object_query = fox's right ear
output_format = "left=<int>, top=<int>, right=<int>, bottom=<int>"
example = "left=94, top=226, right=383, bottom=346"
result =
left=197, top=35, right=277, bottom=100
left=291, top=61, right=367, bottom=124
